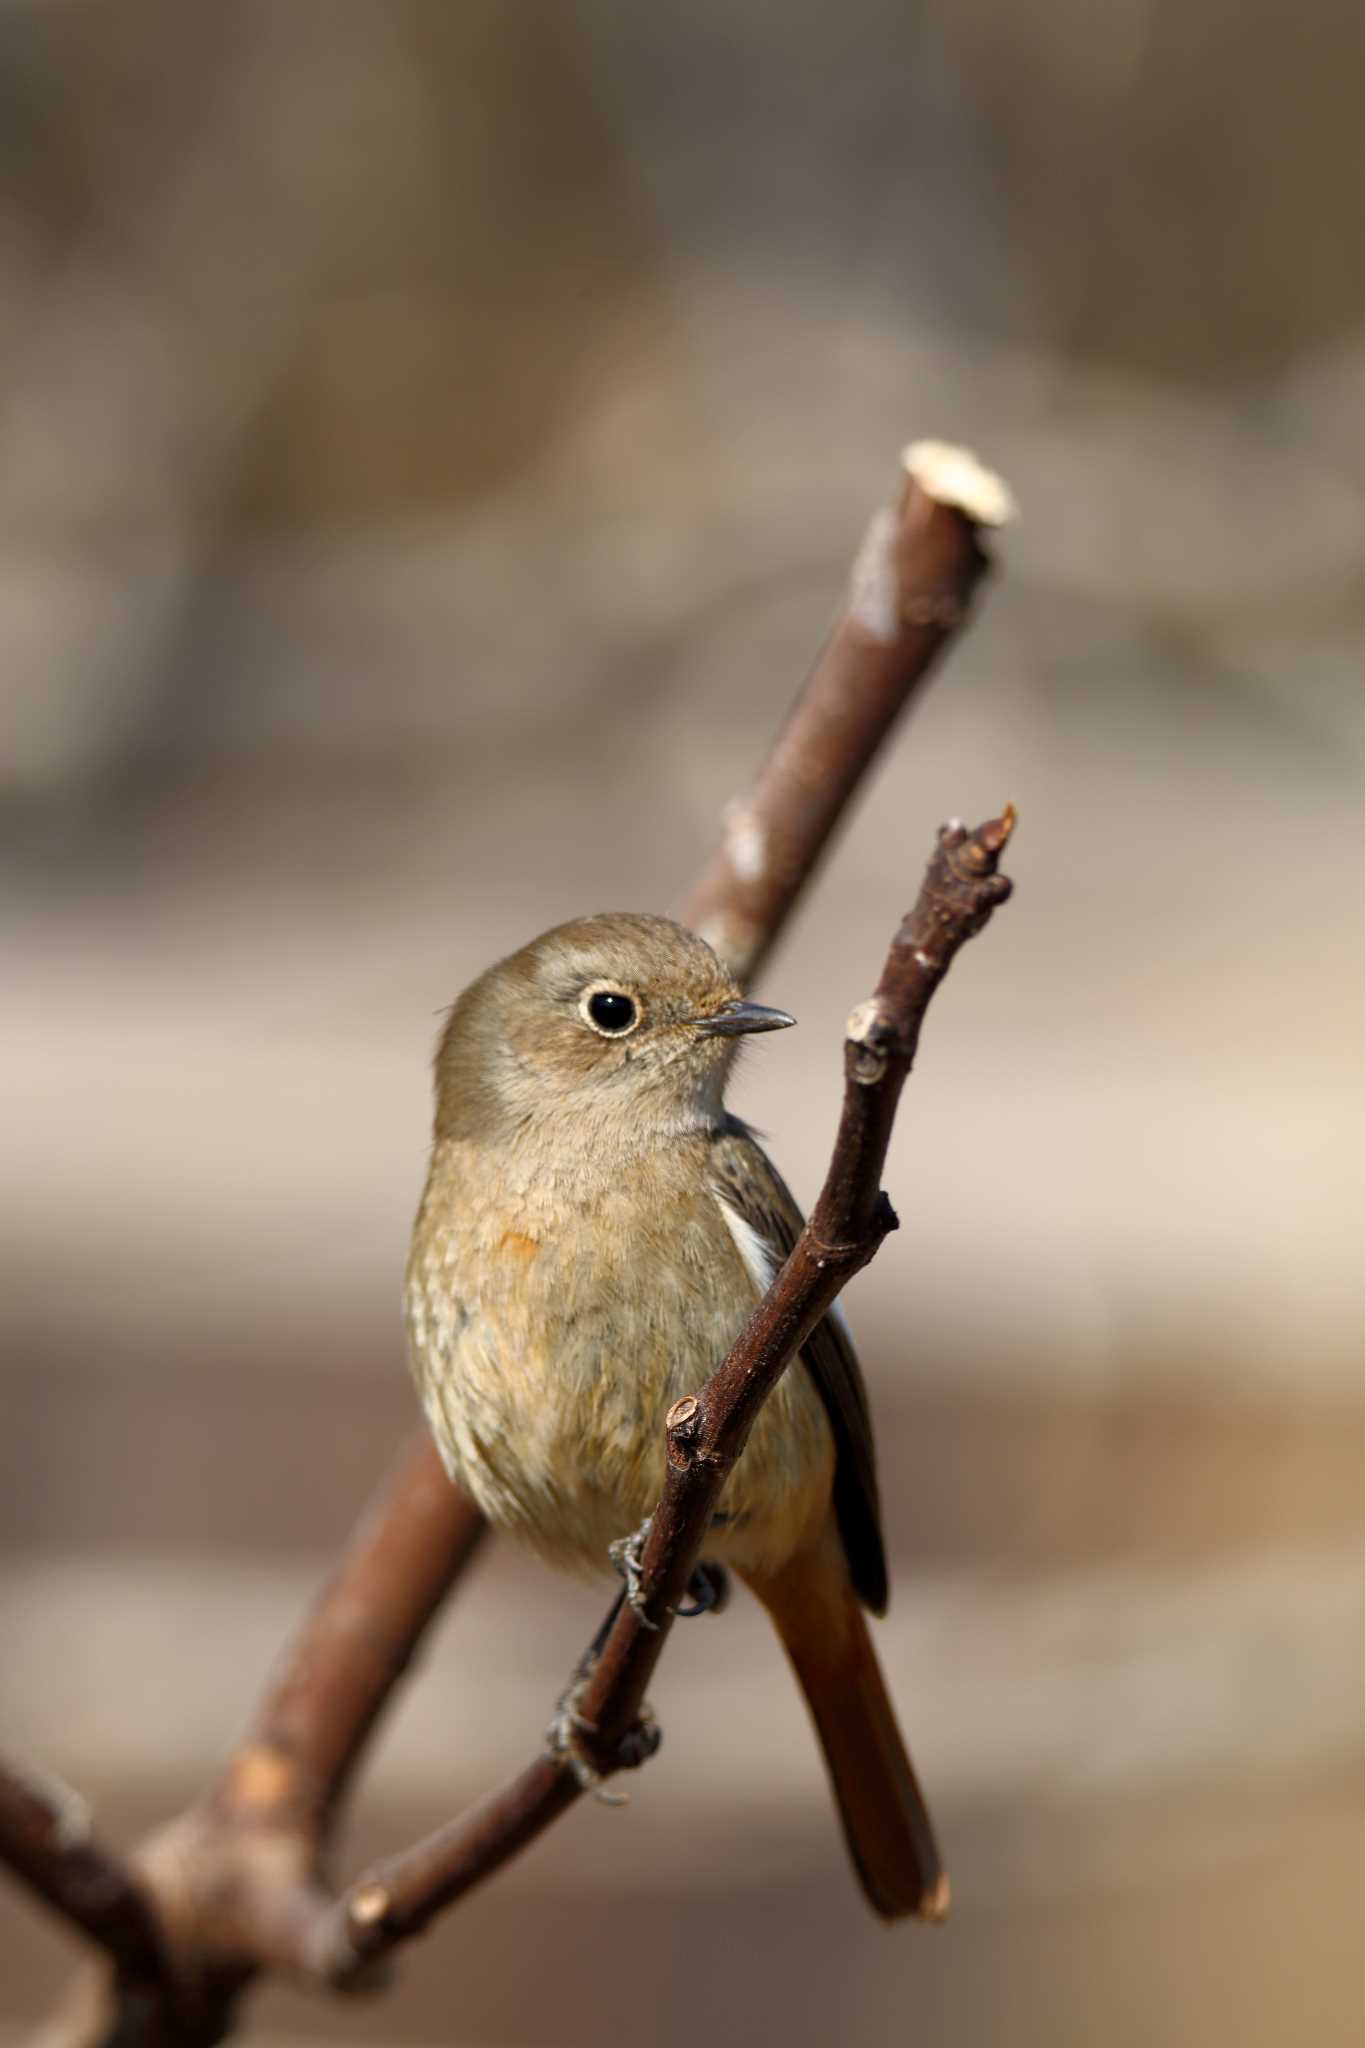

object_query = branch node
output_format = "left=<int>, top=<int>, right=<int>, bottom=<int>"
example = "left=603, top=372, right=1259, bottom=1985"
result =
left=349, top=1883, right=391, bottom=1929
left=895, top=807, right=1018, bottom=975
left=845, top=998, right=894, bottom=1084
left=848, top=1046, right=887, bottom=1085
left=665, top=1394, right=700, bottom=1437
left=218, top=1743, right=298, bottom=1821
left=953, top=801, right=1017, bottom=873
left=845, top=997, right=886, bottom=1045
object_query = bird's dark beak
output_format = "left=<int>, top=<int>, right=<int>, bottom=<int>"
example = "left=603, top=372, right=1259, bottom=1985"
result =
left=694, top=999, right=797, bottom=1038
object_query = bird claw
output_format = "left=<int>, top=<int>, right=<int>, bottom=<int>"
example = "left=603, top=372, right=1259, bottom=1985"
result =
left=608, top=1516, right=659, bottom=1628
left=675, top=1561, right=730, bottom=1617
left=545, top=1672, right=660, bottom=1804
left=608, top=1521, right=729, bottom=1623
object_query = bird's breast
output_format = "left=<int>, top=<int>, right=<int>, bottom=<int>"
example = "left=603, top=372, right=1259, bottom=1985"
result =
left=406, top=1134, right=833, bottom=1578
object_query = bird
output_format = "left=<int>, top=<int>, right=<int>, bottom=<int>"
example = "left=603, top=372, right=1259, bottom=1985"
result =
left=405, top=910, right=945, bottom=1921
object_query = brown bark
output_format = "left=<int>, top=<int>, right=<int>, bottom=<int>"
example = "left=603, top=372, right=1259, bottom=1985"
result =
left=0, top=1757, right=165, bottom=1980
left=215, top=1435, right=488, bottom=1839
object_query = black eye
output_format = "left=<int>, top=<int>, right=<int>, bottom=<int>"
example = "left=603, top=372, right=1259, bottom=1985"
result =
left=583, top=989, right=637, bottom=1035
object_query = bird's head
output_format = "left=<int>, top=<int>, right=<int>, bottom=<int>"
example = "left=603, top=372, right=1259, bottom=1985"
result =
left=432, top=911, right=794, bottom=1141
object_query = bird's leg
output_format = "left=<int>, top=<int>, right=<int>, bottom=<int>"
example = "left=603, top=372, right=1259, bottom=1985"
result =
left=545, top=1586, right=661, bottom=1801
left=608, top=1516, right=659, bottom=1627
left=550, top=1516, right=724, bottom=1796
left=577, top=1585, right=627, bottom=1668
left=608, top=1519, right=729, bottom=1621
left=545, top=1683, right=630, bottom=1803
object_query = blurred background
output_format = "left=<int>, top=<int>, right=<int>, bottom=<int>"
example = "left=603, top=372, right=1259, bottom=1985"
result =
left=2, top=3, right=1363, bottom=2043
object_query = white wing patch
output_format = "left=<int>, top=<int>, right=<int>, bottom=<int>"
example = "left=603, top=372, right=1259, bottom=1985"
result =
left=715, top=1191, right=856, bottom=1340
left=716, top=1194, right=782, bottom=1301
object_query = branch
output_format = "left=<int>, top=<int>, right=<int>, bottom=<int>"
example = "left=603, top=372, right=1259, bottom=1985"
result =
left=0, top=1755, right=164, bottom=1980
left=22, top=435, right=1015, bottom=2040
left=682, top=440, right=1015, bottom=986
left=321, top=807, right=1015, bottom=1977
left=215, top=1436, right=488, bottom=1836
left=207, top=440, right=1012, bottom=1861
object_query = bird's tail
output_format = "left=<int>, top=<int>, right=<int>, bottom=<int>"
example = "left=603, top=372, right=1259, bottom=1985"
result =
left=742, top=1518, right=948, bottom=1923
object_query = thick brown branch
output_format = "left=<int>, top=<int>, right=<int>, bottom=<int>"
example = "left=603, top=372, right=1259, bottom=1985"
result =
left=215, top=1437, right=487, bottom=1837
left=681, top=442, right=1014, bottom=987
left=0, top=1755, right=164, bottom=1978
left=323, top=807, right=1015, bottom=1977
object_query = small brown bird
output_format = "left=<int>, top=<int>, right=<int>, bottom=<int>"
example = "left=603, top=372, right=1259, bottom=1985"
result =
left=406, top=911, right=945, bottom=1920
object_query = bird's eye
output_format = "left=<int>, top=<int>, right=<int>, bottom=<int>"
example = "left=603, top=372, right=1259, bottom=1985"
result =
left=581, top=987, right=639, bottom=1036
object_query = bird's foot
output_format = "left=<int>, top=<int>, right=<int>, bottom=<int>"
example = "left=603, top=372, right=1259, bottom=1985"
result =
left=609, top=1523, right=732, bottom=1630
left=608, top=1516, right=659, bottom=1628
left=545, top=1671, right=660, bottom=1804
left=608, top=1522, right=729, bottom=1623
left=676, top=1561, right=730, bottom=1617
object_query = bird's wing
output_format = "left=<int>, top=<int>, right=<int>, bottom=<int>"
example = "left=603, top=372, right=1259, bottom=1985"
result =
left=707, top=1116, right=889, bottom=1615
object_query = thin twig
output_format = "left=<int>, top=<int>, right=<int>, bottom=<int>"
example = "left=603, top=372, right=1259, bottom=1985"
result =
left=322, top=807, right=1015, bottom=1977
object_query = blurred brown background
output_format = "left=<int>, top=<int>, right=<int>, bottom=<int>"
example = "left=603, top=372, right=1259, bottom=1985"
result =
left=3, top=4, right=1364, bottom=2043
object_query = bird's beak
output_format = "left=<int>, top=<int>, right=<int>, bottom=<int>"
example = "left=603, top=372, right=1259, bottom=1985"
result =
left=693, top=999, right=797, bottom=1038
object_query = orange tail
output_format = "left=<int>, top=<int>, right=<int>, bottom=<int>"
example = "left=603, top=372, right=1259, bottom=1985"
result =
left=742, top=1518, right=948, bottom=1923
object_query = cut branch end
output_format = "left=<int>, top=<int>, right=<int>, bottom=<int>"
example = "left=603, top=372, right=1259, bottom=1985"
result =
left=900, top=440, right=1018, bottom=528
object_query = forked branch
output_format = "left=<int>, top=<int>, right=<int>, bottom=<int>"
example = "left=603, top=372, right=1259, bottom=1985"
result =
left=6, top=440, right=1016, bottom=2042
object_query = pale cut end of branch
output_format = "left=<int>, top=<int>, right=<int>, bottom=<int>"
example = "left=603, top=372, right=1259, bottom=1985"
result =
left=901, top=441, right=1018, bottom=528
